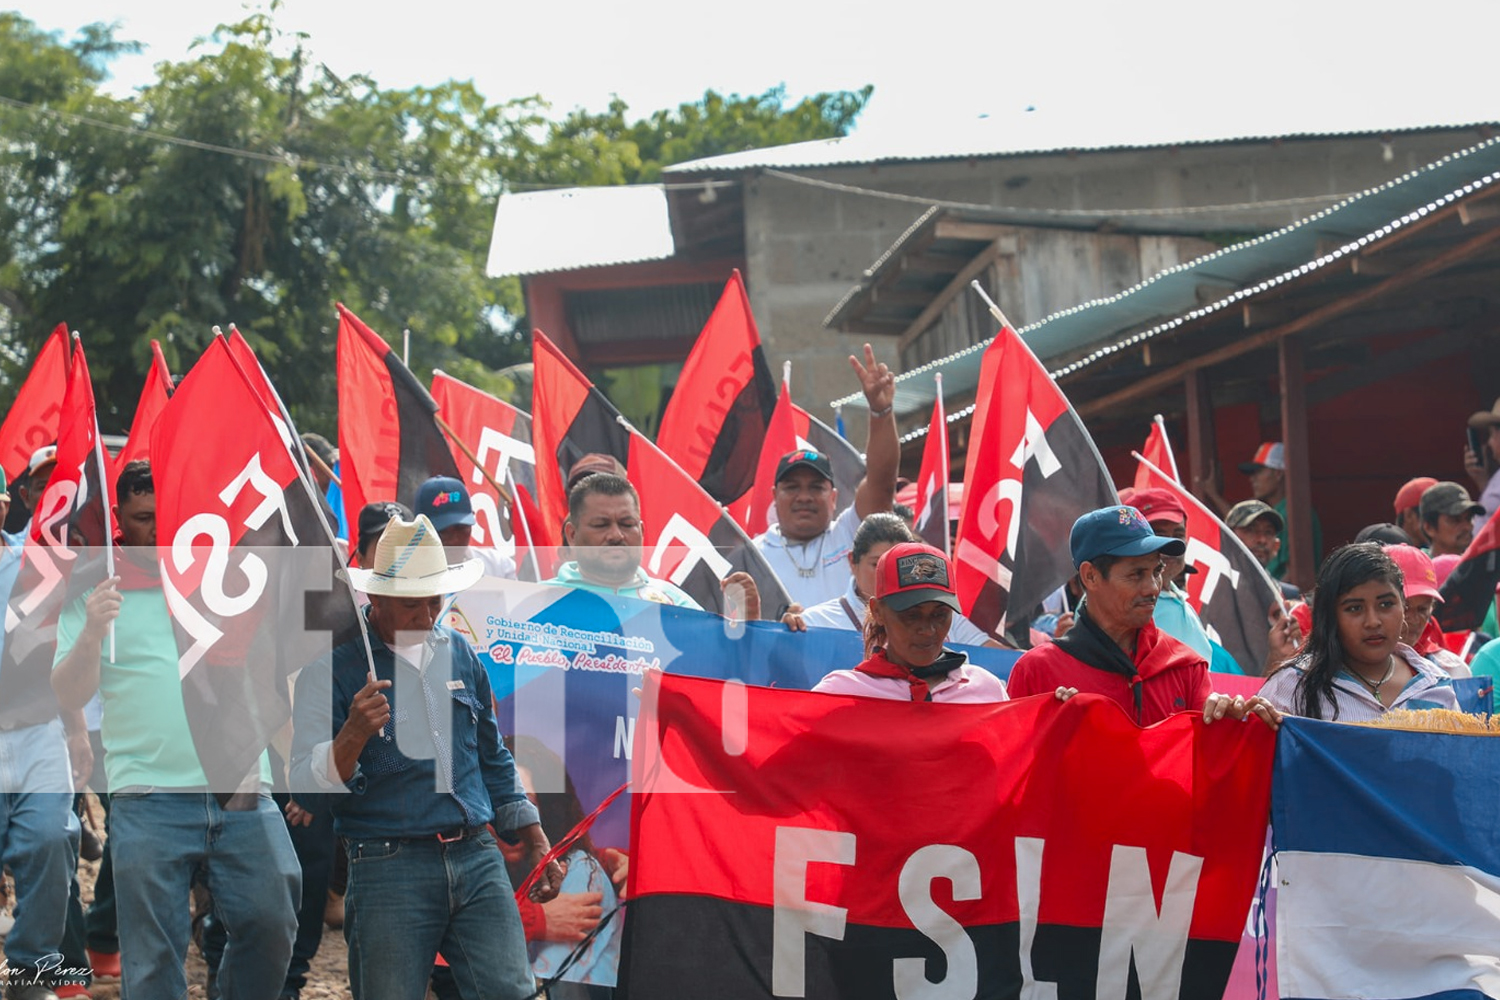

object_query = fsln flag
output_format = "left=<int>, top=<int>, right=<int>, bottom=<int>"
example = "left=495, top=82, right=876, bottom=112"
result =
left=0, top=335, right=110, bottom=738
left=531, top=329, right=792, bottom=617
left=728, top=380, right=798, bottom=539
left=792, top=403, right=864, bottom=517
left=953, top=320, right=1117, bottom=633
left=1272, top=718, right=1500, bottom=999
left=0, top=322, right=69, bottom=485
left=335, top=304, right=459, bottom=542
left=113, top=339, right=175, bottom=473
left=430, top=369, right=549, bottom=575
left=1132, top=413, right=1180, bottom=491
left=1437, top=508, right=1500, bottom=631
left=656, top=270, right=778, bottom=506
left=623, top=673, right=1275, bottom=1000
left=914, top=375, right=950, bottom=552
left=1134, top=452, right=1281, bottom=674
left=31, top=337, right=110, bottom=551
left=153, top=336, right=352, bottom=798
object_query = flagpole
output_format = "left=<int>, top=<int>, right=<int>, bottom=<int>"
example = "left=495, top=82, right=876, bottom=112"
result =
left=435, top=415, right=514, bottom=507
left=75, top=332, right=115, bottom=663
left=1131, top=449, right=1284, bottom=610
left=969, top=280, right=1018, bottom=335
left=1153, top=413, right=1181, bottom=483
left=783, top=360, right=791, bottom=393
left=402, top=329, right=410, bottom=367
left=934, top=371, right=951, bottom=555
left=507, top=466, right=542, bottom=582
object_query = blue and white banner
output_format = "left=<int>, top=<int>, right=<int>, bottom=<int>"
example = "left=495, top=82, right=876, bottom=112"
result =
left=1272, top=718, right=1500, bottom=1000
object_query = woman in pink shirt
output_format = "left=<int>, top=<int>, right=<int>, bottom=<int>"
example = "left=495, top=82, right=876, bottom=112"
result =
left=812, top=542, right=1012, bottom=703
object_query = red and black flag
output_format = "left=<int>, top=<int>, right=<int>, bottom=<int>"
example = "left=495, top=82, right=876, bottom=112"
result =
left=336, top=304, right=460, bottom=541
left=153, top=336, right=353, bottom=797
left=656, top=270, right=778, bottom=506
left=0, top=337, right=111, bottom=728
left=728, top=381, right=798, bottom=539
left=912, top=376, right=950, bottom=552
left=1135, top=453, right=1281, bottom=673
left=953, top=321, right=1116, bottom=634
left=431, top=369, right=548, bottom=576
left=0, top=322, right=69, bottom=490
left=1437, top=510, right=1500, bottom=631
left=1132, top=414, right=1180, bottom=491
left=531, top=329, right=792, bottom=616
left=791, top=403, right=865, bottom=518
left=113, top=339, right=174, bottom=473
left=623, top=672, right=1274, bottom=999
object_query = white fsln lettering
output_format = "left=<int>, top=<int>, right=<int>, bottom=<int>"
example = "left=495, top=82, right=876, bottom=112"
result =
left=954, top=477, right=1022, bottom=591
left=1095, top=846, right=1203, bottom=1000
left=613, top=714, right=635, bottom=760
left=773, top=827, right=856, bottom=998
left=161, top=567, right=225, bottom=679
left=219, top=452, right=298, bottom=544
left=895, top=845, right=980, bottom=1000
left=474, top=426, right=536, bottom=481
left=1015, top=837, right=1059, bottom=1000
left=35, top=479, right=78, bottom=549
left=1183, top=538, right=1240, bottom=605
left=1008, top=410, right=1061, bottom=479
left=470, top=493, right=517, bottom=555
left=171, top=513, right=267, bottom=618
left=915, top=471, right=939, bottom=532
left=647, top=513, right=732, bottom=585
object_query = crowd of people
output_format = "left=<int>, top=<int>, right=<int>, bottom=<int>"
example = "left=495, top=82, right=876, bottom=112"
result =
left=0, top=357, right=1497, bottom=1000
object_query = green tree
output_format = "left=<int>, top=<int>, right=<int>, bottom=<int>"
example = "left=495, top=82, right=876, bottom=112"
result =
left=0, top=11, right=869, bottom=432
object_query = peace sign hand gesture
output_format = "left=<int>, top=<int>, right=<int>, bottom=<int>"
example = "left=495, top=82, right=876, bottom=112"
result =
left=848, top=343, right=894, bottom=415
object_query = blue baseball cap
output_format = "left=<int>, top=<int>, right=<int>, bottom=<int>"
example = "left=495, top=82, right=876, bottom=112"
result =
left=414, top=476, right=475, bottom=532
left=1070, top=505, right=1186, bottom=569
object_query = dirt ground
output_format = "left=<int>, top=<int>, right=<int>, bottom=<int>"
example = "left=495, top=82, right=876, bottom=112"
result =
left=1, top=794, right=356, bottom=1000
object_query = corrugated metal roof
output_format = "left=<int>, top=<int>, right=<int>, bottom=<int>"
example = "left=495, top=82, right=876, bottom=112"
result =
left=665, top=117, right=1498, bottom=176
left=485, top=185, right=675, bottom=277
left=832, top=133, right=1500, bottom=420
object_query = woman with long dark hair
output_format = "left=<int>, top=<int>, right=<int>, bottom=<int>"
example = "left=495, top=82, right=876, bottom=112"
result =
left=1259, top=543, right=1459, bottom=720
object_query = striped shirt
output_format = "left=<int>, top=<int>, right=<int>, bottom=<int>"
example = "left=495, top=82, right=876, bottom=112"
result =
left=1259, top=644, right=1458, bottom=722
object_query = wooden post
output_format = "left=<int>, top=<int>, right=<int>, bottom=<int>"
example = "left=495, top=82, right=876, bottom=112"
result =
left=1184, top=369, right=1218, bottom=507
left=1279, top=335, right=1316, bottom=590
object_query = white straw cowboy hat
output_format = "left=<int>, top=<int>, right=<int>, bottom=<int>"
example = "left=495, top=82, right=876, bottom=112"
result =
left=344, top=514, right=483, bottom=597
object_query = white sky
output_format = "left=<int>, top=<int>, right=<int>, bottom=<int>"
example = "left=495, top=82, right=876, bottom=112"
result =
left=15, top=0, right=1500, bottom=147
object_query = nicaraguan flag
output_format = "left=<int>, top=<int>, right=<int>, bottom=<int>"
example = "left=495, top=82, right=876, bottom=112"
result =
left=1272, top=717, right=1500, bottom=999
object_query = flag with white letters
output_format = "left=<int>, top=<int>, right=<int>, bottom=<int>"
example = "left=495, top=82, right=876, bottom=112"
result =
left=154, top=336, right=352, bottom=798
left=622, top=672, right=1275, bottom=998
left=1134, top=453, right=1281, bottom=674
left=953, top=321, right=1116, bottom=634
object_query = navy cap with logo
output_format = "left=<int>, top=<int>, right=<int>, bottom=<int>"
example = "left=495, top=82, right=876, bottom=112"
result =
left=356, top=500, right=412, bottom=554
left=874, top=542, right=963, bottom=613
left=1070, top=505, right=1186, bottom=570
left=773, top=449, right=833, bottom=485
left=414, top=476, right=475, bottom=532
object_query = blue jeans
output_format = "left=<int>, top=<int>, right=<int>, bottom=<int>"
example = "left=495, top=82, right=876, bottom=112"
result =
left=109, top=790, right=300, bottom=1000
left=344, top=830, right=534, bottom=1000
left=0, top=719, right=79, bottom=977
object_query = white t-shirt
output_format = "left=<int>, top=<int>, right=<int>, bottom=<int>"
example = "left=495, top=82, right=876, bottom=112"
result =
left=468, top=544, right=516, bottom=580
left=754, top=505, right=861, bottom=610
left=802, top=577, right=995, bottom=647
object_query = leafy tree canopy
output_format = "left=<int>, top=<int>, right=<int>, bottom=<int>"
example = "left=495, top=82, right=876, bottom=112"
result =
left=0, top=10, right=869, bottom=433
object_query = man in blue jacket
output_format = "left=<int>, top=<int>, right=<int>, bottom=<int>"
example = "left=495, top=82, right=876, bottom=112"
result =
left=290, top=514, right=563, bottom=1000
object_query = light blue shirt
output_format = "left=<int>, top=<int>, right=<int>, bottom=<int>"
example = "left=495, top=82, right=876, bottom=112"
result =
left=1153, top=582, right=1244, bottom=674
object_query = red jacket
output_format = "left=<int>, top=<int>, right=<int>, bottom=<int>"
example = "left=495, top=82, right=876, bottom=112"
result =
left=1008, top=618, right=1210, bottom=726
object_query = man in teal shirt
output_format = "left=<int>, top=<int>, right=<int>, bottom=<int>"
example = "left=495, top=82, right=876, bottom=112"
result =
left=51, top=461, right=297, bottom=1000
left=545, top=472, right=768, bottom=617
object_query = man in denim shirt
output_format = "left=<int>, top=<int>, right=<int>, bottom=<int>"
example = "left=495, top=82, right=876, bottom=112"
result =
left=290, top=514, right=563, bottom=1000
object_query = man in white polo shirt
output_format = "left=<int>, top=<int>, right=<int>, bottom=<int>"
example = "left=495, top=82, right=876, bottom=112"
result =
left=752, top=344, right=899, bottom=610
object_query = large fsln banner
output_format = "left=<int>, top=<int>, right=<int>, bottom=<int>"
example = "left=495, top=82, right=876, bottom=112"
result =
left=621, top=672, right=1276, bottom=999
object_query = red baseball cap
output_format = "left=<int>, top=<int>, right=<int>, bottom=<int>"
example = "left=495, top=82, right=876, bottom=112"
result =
left=1393, top=476, right=1438, bottom=516
left=1130, top=487, right=1187, bottom=525
left=874, top=542, right=962, bottom=613
left=1383, top=543, right=1443, bottom=602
